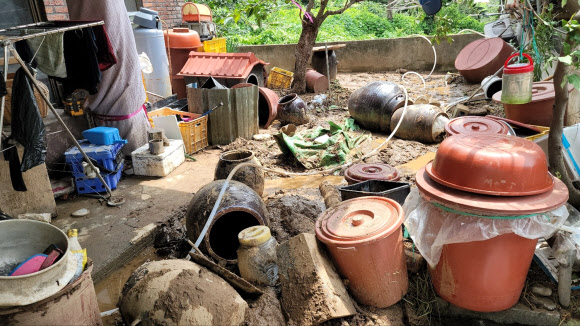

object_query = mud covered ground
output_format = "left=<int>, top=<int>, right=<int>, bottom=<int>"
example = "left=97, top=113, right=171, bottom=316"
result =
left=103, top=71, right=535, bottom=326
left=222, top=71, right=503, bottom=183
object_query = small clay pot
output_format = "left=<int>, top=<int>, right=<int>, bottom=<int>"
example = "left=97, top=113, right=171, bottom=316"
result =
left=277, top=93, right=309, bottom=126
left=215, top=150, right=265, bottom=196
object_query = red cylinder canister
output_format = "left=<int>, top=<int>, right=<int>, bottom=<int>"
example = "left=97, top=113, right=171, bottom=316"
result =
left=315, top=196, right=408, bottom=308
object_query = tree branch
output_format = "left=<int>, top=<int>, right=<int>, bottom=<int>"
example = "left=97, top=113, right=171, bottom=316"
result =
left=324, top=0, right=364, bottom=17
left=549, top=14, right=580, bottom=208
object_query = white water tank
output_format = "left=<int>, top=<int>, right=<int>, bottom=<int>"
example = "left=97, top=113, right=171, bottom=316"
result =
left=133, top=8, right=172, bottom=100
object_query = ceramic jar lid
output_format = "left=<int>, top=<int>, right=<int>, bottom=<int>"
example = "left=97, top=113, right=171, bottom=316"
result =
left=345, top=163, right=400, bottom=184
left=426, top=134, right=554, bottom=196
left=315, top=197, right=403, bottom=245
left=445, top=116, right=509, bottom=136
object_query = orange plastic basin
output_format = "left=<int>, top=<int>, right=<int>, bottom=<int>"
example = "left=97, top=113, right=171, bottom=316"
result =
left=316, top=197, right=408, bottom=308
left=430, top=233, right=538, bottom=312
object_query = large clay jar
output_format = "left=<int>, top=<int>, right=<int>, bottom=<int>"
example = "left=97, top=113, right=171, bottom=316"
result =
left=277, top=93, right=309, bottom=126
left=185, top=180, right=269, bottom=264
left=119, top=260, right=248, bottom=326
left=215, top=150, right=265, bottom=196
left=348, top=81, right=409, bottom=132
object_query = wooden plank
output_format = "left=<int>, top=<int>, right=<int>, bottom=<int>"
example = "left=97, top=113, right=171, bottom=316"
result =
left=312, top=44, right=346, bottom=52
left=0, top=145, right=56, bottom=217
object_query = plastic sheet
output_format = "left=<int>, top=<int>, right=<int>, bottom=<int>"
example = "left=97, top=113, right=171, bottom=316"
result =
left=403, top=187, right=569, bottom=267
left=10, top=66, right=46, bottom=172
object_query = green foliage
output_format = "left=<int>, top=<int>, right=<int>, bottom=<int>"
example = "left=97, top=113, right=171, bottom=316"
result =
left=205, top=1, right=486, bottom=46
left=549, top=17, right=580, bottom=91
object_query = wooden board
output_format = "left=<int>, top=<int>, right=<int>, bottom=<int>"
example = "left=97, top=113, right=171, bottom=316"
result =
left=0, top=145, right=56, bottom=217
left=312, top=44, right=346, bottom=52
left=187, top=86, right=259, bottom=145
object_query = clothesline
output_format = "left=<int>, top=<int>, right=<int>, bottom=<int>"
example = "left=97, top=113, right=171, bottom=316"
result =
left=0, top=21, right=104, bottom=44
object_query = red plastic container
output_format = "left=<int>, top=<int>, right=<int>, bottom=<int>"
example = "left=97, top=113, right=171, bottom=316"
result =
left=163, top=28, right=203, bottom=98
left=455, top=38, right=513, bottom=83
left=315, top=196, right=408, bottom=308
left=430, top=233, right=538, bottom=312
left=427, top=134, right=554, bottom=196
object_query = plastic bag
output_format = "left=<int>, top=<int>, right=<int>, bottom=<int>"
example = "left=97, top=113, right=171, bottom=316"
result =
left=403, top=187, right=569, bottom=267
left=10, top=66, right=46, bottom=172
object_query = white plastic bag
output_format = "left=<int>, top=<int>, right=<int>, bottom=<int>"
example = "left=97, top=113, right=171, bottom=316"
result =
left=403, top=187, right=569, bottom=267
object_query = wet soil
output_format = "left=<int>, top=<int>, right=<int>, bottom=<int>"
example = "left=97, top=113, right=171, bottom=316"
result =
left=97, top=71, right=512, bottom=326
left=265, top=193, right=325, bottom=243
left=222, top=72, right=502, bottom=181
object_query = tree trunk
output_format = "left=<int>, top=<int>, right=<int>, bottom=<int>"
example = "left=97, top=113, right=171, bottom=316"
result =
left=386, top=8, right=393, bottom=21
left=292, top=22, right=320, bottom=94
left=548, top=27, right=580, bottom=208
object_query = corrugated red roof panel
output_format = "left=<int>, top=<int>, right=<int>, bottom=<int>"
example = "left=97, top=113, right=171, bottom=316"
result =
left=178, top=52, right=268, bottom=79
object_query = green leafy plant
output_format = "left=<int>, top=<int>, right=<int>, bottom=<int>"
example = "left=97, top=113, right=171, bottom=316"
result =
left=547, top=17, right=580, bottom=90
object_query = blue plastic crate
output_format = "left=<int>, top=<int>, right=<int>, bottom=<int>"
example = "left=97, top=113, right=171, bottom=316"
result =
left=82, top=127, right=127, bottom=146
left=65, top=140, right=124, bottom=175
left=74, top=161, right=124, bottom=194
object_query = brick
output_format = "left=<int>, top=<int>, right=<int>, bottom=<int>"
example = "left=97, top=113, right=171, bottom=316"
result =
left=47, top=13, right=69, bottom=21
left=44, top=6, right=55, bottom=13
left=44, top=0, right=66, bottom=6
left=55, top=6, right=68, bottom=13
left=277, top=233, right=356, bottom=326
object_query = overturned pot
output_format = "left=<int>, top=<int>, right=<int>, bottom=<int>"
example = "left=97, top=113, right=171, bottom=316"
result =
left=277, top=93, right=309, bottom=126
left=215, top=150, right=265, bottom=196
left=185, top=180, right=269, bottom=264
left=119, top=260, right=247, bottom=326
left=348, top=81, right=410, bottom=132
left=390, top=104, right=449, bottom=143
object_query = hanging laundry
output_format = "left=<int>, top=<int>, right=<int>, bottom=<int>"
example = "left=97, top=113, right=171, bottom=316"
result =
left=27, top=32, right=67, bottom=78
left=0, top=71, right=6, bottom=97
left=93, top=25, right=117, bottom=71
left=14, top=40, right=37, bottom=68
left=2, top=139, right=26, bottom=191
left=53, top=28, right=101, bottom=96
left=10, top=65, right=46, bottom=172
left=50, top=21, right=117, bottom=72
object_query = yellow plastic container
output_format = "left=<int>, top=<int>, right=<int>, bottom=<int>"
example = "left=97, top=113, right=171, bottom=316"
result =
left=267, top=67, right=294, bottom=89
left=203, top=37, right=227, bottom=53
left=148, top=108, right=208, bottom=154
left=525, top=125, right=549, bottom=141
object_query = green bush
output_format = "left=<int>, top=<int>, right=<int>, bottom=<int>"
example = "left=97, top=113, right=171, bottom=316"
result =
left=212, top=0, right=487, bottom=46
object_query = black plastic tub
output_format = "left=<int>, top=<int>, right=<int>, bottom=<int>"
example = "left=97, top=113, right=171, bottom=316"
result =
left=339, top=180, right=411, bottom=206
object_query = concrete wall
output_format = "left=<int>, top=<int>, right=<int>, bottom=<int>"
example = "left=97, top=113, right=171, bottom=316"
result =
left=239, top=33, right=483, bottom=73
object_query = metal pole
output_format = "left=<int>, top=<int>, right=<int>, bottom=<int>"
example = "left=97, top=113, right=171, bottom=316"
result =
left=0, top=43, right=8, bottom=153
left=324, top=43, right=333, bottom=103
left=8, top=45, right=113, bottom=197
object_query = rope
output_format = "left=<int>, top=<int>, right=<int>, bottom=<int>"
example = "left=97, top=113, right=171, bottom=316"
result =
left=432, top=202, right=550, bottom=220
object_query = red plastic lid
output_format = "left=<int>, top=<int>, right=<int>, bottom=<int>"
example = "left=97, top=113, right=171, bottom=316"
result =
left=445, top=116, right=509, bottom=136
left=416, top=167, right=568, bottom=215
left=503, top=53, right=534, bottom=74
left=455, top=38, right=510, bottom=70
left=315, top=197, right=403, bottom=245
left=344, top=163, right=400, bottom=184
